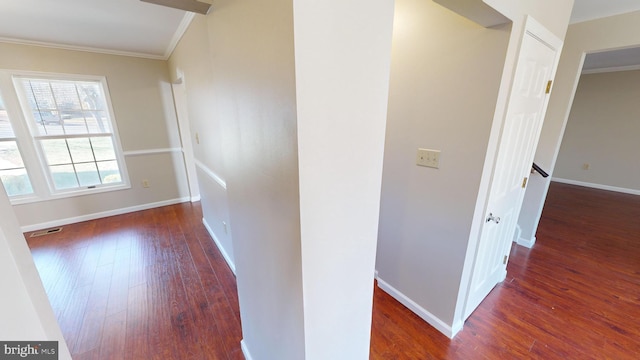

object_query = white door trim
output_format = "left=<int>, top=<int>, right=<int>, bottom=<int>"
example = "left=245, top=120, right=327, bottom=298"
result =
left=171, top=73, right=200, bottom=202
left=456, top=15, right=564, bottom=327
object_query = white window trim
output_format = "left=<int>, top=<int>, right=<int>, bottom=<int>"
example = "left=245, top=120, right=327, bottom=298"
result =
left=0, top=70, right=131, bottom=204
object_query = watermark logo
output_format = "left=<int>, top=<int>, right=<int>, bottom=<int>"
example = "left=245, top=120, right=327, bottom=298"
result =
left=0, top=342, right=57, bottom=359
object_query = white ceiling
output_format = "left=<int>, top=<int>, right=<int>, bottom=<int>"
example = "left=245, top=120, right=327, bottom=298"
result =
left=573, top=0, right=640, bottom=72
left=570, top=0, right=640, bottom=24
left=1, top=0, right=640, bottom=63
left=583, top=47, right=640, bottom=73
left=0, top=0, right=191, bottom=59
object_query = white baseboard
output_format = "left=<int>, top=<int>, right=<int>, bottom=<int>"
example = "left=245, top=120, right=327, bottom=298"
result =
left=451, top=319, right=463, bottom=336
left=20, top=197, right=190, bottom=232
left=376, top=277, right=459, bottom=338
left=552, top=178, right=640, bottom=196
left=512, top=224, right=536, bottom=248
left=202, top=217, right=236, bottom=275
left=240, top=340, right=253, bottom=360
left=190, top=195, right=201, bottom=202
left=512, top=224, right=521, bottom=244
left=517, top=235, right=536, bottom=248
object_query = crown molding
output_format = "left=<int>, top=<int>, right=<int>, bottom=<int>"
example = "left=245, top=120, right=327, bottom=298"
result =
left=164, top=12, right=196, bottom=59
left=582, top=64, right=640, bottom=75
left=0, top=36, right=168, bottom=60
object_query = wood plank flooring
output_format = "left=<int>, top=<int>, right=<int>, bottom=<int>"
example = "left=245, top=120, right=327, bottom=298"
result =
left=27, top=203, right=244, bottom=360
left=26, top=182, right=640, bottom=359
left=370, top=182, right=640, bottom=359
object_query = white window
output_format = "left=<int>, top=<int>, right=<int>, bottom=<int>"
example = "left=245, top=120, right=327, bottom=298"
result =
left=0, top=72, right=129, bottom=203
left=0, top=94, right=34, bottom=197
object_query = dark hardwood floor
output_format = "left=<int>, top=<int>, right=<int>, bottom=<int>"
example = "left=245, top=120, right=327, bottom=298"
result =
left=26, top=182, right=640, bottom=359
left=27, top=203, right=243, bottom=360
left=370, top=182, right=640, bottom=359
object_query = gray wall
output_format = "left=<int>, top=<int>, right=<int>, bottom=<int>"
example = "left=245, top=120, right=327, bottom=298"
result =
left=554, top=70, right=640, bottom=192
left=0, top=42, right=189, bottom=229
left=168, top=15, right=234, bottom=267
left=169, top=1, right=305, bottom=358
left=376, top=0, right=510, bottom=330
left=376, top=0, right=574, bottom=335
left=169, top=0, right=396, bottom=356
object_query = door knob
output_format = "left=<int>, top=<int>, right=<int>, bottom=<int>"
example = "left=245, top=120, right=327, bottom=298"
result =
left=486, top=213, right=501, bottom=224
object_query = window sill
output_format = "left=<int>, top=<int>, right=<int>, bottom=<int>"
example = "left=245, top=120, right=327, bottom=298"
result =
left=9, top=182, right=132, bottom=205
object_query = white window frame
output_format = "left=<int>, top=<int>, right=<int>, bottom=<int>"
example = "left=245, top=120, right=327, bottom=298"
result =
left=0, top=70, right=130, bottom=204
left=0, top=89, right=35, bottom=201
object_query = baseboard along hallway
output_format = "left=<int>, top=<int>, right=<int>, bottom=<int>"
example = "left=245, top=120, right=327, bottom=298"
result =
left=27, top=182, right=640, bottom=358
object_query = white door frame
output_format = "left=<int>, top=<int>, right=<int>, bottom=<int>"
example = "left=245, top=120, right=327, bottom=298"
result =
left=456, top=15, right=564, bottom=329
left=171, top=73, right=200, bottom=202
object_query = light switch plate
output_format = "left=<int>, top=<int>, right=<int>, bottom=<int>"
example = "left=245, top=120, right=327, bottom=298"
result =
left=416, top=148, right=440, bottom=168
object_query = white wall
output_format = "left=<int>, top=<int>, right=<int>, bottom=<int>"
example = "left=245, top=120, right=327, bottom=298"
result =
left=484, top=0, right=574, bottom=39
left=0, top=187, right=71, bottom=359
left=435, top=0, right=574, bottom=36
left=293, top=0, right=394, bottom=358
left=518, top=10, right=640, bottom=245
left=170, top=0, right=395, bottom=358
left=0, top=42, right=190, bottom=230
left=553, top=70, right=640, bottom=193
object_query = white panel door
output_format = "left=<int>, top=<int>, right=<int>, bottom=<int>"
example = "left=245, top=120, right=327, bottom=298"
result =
left=464, top=18, right=562, bottom=319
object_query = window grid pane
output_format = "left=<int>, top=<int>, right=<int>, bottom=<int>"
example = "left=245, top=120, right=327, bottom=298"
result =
left=97, top=160, right=121, bottom=183
left=0, top=93, right=34, bottom=197
left=91, top=137, right=116, bottom=161
left=0, top=141, right=26, bottom=170
left=75, top=162, right=101, bottom=186
left=0, top=169, right=33, bottom=196
left=14, top=76, right=125, bottom=194
left=40, top=136, right=122, bottom=190
left=24, top=80, right=56, bottom=111
left=0, top=140, right=34, bottom=197
left=0, top=96, right=16, bottom=139
left=50, top=164, right=79, bottom=190
left=68, top=137, right=95, bottom=163
left=41, top=139, right=72, bottom=165
left=20, top=78, right=112, bottom=137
